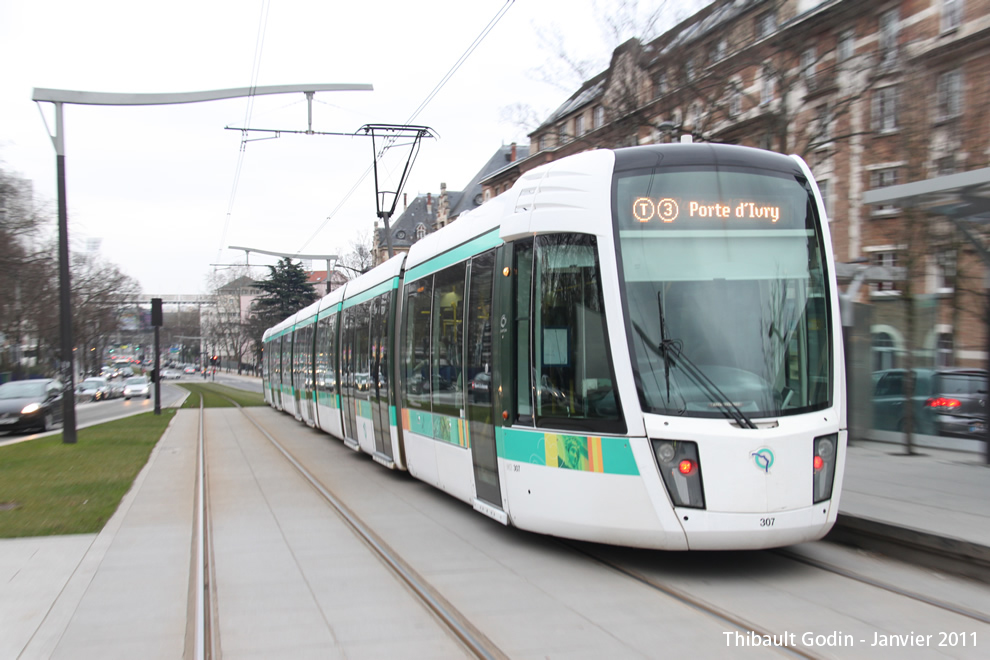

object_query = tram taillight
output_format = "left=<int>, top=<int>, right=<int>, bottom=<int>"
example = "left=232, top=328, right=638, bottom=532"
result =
left=813, top=434, right=837, bottom=503
left=652, top=440, right=705, bottom=509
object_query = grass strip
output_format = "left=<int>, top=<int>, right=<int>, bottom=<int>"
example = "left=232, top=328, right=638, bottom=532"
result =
left=176, top=382, right=266, bottom=408
left=0, top=410, right=176, bottom=538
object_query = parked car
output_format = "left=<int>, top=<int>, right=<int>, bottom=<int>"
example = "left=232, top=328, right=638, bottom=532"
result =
left=873, top=368, right=988, bottom=439
left=123, top=376, right=151, bottom=400
left=0, top=379, right=63, bottom=433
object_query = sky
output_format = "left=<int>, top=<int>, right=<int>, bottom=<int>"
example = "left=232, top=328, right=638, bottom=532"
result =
left=1, top=0, right=707, bottom=295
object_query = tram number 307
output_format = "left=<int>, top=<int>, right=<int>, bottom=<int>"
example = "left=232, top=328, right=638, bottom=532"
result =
left=760, top=517, right=776, bottom=527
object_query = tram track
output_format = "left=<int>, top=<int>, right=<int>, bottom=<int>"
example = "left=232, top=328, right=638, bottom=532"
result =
left=190, top=396, right=987, bottom=658
left=562, top=541, right=824, bottom=660
left=771, top=546, right=990, bottom=625
left=196, top=394, right=506, bottom=660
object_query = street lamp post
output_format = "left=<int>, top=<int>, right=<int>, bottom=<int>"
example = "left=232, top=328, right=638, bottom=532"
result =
left=32, top=83, right=371, bottom=444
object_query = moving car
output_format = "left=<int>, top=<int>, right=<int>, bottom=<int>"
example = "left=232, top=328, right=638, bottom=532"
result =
left=0, top=379, right=63, bottom=433
left=873, top=368, right=988, bottom=438
left=123, top=376, right=151, bottom=400
left=77, top=377, right=111, bottom=402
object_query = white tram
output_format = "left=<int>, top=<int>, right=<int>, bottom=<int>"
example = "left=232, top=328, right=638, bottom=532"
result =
left=262, top=143, right=846, bottom=550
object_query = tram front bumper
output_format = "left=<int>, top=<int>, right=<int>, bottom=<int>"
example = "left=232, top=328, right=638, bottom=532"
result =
left=676, top=502, right=836, bottom=550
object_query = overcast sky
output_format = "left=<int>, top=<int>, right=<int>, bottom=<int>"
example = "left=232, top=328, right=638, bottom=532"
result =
left=1, top=0, right=706, bottom=295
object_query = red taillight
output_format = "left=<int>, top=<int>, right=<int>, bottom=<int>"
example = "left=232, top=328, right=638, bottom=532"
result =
left=678, top=459, right=695, bottom=475
left=926, top=397, right=961, bottom=409
left=813, top=455, right=825, bottom=471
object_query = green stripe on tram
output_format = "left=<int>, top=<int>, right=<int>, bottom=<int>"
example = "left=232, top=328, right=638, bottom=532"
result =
left=342, top=277, right=399, bottom=310
left=496, top=427, right=639, bottom=475
left=404, top=229, right=501, bottom=282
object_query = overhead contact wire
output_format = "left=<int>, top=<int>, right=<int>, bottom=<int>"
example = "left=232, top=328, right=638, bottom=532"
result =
left=217, top=0, right=272, bottom=262
left=296, top=0, right=515, bottom=253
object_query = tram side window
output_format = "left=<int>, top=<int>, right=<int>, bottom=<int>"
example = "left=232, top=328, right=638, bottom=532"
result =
left=514, top=239, right=535, bottom=422
left=432, top=262, right=466, bottom=416
left=353, top=302, right=372, bottom=393
left=327, top=315, right=339, bottom=394
left=403, top=276, right=434, bottom=411
left=374, top=292, right=391, bottom=396
left=315, top=318, right=331, bottom=396
left=285, top=333, right=294, bottom=389
left=466, top=250, right=496, bottom=406
left=533, top=234, right=623, bottom=433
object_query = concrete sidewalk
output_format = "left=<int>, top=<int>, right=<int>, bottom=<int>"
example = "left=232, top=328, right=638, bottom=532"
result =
left=833, top=439, right=990, bottom=580
left=2, top=413, right=988, bottom=658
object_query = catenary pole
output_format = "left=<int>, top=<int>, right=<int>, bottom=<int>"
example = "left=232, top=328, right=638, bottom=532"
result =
left=32, top=83, right=371, bottom=445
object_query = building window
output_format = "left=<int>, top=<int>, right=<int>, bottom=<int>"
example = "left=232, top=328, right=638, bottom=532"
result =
left=686, top=56, right=695, bottom=82
left=593, top=105, right=605, bottom=128
left=870, top=168, right=900, bottom=213
left=872, top=332, right=898, bottom=371
left=761, top=65, right=775, bottom=105
left=716, top=39, right=727, bottom=61
left=802, top=47, right=817, bottom=80
left=935, top=249, right=957, bottom=291
left=935, top=333, right=954, bottom=367
left=872, top=250, right=900, bottom=292
left=728, top=83, right=741, bottom=118
left=872, top=86, right=898, bottom=132
left=574, top=113, right=585, bottom=136
left=655, top=71, right=668, bottom=97
left=936, top=69, right=964, bottom=121
left=879, top=9, right=899, bottom=67
left=837, top=29, right=855, bottom=62
left=756, top=10, right=776, bottom=39
left=557, top=123, right=567, bottom=146
left=936, top=155, right=956, bottom=175
left=942, top=0, right=963, bottom=32
left=538, top=134, right=548, bottom=152
left=416, top=223, right=427, bottom=241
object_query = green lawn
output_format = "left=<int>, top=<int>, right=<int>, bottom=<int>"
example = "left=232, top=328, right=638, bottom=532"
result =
left=177, top=382, right=266, bottom=408
left=0, top=411, right=176, bottom=538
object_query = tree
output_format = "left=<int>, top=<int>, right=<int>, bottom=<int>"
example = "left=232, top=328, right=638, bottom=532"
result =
left=252, top=258, right=318, bottom=324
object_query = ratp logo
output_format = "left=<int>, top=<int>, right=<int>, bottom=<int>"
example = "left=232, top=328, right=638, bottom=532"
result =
left=751, top=448, right=774, bottom=473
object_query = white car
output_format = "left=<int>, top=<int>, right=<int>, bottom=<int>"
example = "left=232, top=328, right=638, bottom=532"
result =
left=123, top=376, right=151, bottom=400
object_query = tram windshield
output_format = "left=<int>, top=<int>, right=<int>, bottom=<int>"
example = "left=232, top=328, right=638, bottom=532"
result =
left=614, top=163, right=831, bottom=419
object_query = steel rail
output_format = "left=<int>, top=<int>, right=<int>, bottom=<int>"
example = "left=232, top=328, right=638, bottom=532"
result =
left=224, top=399, right=506, bottom=660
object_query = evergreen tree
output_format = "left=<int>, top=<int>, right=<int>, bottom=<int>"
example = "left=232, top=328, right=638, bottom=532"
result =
left=251, top=258, right=318, bottom=328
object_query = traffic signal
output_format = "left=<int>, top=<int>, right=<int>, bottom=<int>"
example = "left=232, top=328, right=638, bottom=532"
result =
left=149, top=368, right=157, bottom=383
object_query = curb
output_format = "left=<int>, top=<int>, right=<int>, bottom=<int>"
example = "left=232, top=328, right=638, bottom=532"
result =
left=828, top=513, right=990, bottom=584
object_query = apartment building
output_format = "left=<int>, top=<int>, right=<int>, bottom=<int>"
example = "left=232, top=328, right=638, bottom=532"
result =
left=483, top=0, right=990, bottom=372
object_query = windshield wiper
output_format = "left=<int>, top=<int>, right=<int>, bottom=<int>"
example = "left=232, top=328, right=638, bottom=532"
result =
left=654, top=292, right=758, bottom=430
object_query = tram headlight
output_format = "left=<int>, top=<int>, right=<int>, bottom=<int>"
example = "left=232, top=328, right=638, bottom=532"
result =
left=813, top=433, right=837, bottom=503
left=651, top=440, right=705, bottom=509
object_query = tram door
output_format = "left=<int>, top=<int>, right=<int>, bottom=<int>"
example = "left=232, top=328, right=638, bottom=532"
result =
left=370, top=292, right=393, bottom=459
left=467, top=250, right=500, bottom=505
left=340, top=309, right=357, bottom=441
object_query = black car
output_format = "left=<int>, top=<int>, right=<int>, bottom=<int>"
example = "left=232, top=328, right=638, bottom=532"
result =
left=873, top=368, right=988, bottom=439
left=0, top=379, right=64, bottom=433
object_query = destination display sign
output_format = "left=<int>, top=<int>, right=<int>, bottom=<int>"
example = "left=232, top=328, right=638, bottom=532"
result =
left=616, top=168, right=814, bottom=232
left=631, top=197, right=783, bottom=224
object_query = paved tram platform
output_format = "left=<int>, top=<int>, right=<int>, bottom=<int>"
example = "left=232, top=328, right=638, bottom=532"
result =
left=2, top=381, right=988, bottom=658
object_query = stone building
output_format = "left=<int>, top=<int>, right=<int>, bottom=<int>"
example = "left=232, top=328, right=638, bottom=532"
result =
left=482, top=0, right=990, bottom=373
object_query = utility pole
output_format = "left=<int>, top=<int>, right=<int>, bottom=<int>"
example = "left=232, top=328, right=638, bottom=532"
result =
left=32, top=83, right=372, bottom=443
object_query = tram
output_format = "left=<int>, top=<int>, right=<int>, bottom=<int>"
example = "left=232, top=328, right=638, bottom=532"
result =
left=262, top=142, right=846, bottom=550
